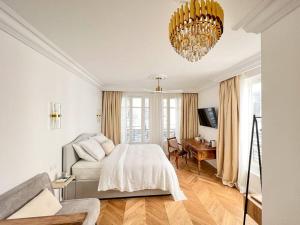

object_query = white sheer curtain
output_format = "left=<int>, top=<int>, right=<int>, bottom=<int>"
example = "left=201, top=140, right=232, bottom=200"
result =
left=150, top=94, right=163, bottom=144
left=238, top=75, right=251, bottom=192
left=238, top=74, right=262, bottom=193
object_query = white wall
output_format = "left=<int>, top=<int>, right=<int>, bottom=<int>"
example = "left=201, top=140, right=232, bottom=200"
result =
left=262, top=7, right=300, bottom=225
left=0, top=29, right=101, bottom=194
left=198, top=85, right=219, bottom=168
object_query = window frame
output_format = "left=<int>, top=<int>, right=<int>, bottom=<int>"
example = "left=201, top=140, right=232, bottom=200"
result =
left=162, top=95, right=181, bottom=140
left=121, top=94, right=151, bottom=144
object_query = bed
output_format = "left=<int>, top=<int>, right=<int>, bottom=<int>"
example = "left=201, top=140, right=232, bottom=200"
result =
left=62, top=133, right=185, bottom=201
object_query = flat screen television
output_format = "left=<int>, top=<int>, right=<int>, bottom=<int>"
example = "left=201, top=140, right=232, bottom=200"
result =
left=198, top=108, right=218, bottom=128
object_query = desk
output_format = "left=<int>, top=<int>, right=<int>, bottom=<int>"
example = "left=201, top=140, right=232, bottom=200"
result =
left=182, top=139, right=216, bottom=174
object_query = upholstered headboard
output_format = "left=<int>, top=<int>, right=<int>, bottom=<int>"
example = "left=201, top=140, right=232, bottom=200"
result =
left=62, top=133, right=97, bottom=175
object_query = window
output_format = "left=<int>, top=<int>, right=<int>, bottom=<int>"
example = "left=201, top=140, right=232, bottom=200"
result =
left=238, top=74, right=262, bottom=192
left=121, top=96, right=150, bottom=143
left=121, top=94, right=181, bottom=145
left=162, top=96, right=181, bottom=140
left=248, top=77, right=262, bottom=175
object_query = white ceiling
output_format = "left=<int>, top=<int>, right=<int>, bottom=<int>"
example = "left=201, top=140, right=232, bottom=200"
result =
left=2, top=0, right=261, bottom=91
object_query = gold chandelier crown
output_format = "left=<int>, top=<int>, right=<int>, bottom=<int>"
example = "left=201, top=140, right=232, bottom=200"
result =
left=169, top=0, right=224, bottom=62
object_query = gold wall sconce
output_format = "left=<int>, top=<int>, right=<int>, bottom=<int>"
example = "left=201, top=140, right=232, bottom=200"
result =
left=96, top=113, right=102, bottom=123
left=49, top=102, right=61, bottom=129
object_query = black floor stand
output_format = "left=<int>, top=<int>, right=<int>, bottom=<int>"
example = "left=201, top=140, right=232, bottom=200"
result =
left=243, top=115, right=262, bottom=225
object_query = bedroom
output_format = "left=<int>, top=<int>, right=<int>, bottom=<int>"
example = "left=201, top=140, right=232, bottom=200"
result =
left=0, top=0, right=299, bottom=225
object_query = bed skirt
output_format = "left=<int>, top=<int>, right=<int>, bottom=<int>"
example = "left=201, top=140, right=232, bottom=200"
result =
left=63, top=180, right=170, bottom=200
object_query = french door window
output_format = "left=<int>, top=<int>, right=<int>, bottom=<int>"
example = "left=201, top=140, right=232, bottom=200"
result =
left=121, top=94, right=181, bottom=144
left=121, top=96, right=150, bottom=143
left=162, top=97, right=181, bottom=140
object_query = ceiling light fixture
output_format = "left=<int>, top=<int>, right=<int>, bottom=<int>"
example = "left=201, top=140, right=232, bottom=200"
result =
left=169, top=0, right=224, bottom=62
left=144, top=75, right=182, bottom=94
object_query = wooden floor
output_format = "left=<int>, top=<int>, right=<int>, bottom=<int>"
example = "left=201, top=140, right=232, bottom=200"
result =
left=98, top=158, right=257, bottom=225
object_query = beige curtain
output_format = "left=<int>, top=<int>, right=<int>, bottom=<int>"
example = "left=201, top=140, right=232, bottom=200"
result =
left=217, top=76, right=240, bottom=187
left=180, top=93, right=199, bottom=140
left=101, top=91, right=122, bottom=144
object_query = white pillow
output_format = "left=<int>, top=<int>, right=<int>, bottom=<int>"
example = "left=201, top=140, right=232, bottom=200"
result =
left=79, top=139, right=105, bottom=161
left=91, top=134, right=108, bottom=144
left=73, top=144, right=96, bottom=162
left=8, top=188, right=62, bottom=219
left=101, top=139, right=115, bottom=155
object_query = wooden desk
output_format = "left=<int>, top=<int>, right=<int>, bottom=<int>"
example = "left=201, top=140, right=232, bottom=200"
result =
left=182, top=139, right=216, bottom=174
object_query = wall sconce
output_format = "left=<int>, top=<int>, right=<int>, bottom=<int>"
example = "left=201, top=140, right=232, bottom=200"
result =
left=96, top=113, right=102, bottom=123
left=49, top=102, right=61, bottom=129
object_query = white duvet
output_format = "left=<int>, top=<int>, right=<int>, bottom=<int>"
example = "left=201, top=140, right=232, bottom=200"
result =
left=97, top=144, right=186, bottom=201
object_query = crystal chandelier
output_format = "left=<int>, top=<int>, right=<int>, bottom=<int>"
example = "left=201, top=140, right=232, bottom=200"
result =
left=169, top=0, right=224, bottom=62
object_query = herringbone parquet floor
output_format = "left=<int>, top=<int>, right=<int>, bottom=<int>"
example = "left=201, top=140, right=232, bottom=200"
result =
left=98, top=158, right=258, bottom=225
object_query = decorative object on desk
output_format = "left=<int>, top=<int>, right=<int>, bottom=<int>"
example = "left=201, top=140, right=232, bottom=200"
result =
left=209, top=140, right=216, bottom=148
left=243, top=115, right=262, bottom=225
left=49, top=102, right=61, bottom=129
left=200, top=136, right=205, bottom=143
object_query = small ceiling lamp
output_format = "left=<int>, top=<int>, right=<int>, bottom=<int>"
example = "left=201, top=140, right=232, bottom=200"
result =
left=169, top=0, right=224, bottom=62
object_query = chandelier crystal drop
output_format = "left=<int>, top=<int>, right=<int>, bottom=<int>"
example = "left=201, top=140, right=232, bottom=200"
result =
left=169, top=0, right=224, bottom=62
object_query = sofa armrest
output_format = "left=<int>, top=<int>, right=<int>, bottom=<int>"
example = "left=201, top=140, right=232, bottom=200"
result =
left=0, top=212, right=87, bottom=225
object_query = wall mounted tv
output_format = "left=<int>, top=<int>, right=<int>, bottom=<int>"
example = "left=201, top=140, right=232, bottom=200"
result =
left=198, top=108, right=218, bottom=128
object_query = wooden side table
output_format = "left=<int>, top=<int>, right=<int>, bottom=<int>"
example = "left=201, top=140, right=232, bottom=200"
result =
left=182, top=139, right=216, bottom=174
left=52, top=175, right=75, bottom=200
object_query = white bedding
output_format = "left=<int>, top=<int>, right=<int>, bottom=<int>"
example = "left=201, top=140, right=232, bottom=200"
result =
left=72, top=160, right=102, bottom=180
left=97, top=144, right=186, bottom=201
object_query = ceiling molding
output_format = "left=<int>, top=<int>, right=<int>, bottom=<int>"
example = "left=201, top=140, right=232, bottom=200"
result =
left=106, top=53, right=261, bottom=93
left=233, top=0, right=300, bottom=34
left=212, top=52, right=261, bottom=83
left=103, top=86, right=200, bottom=93
left=197, top=83, right=219, bottom=92
left=0, top=1, right=103, bottom=88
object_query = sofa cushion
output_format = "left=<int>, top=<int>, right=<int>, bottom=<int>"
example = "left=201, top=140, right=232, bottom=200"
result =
left=57, top=198, right=100, bottom=225
left=8, top=188, right=62, bottom=219
left=0, top=173, right=53, bottom=219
